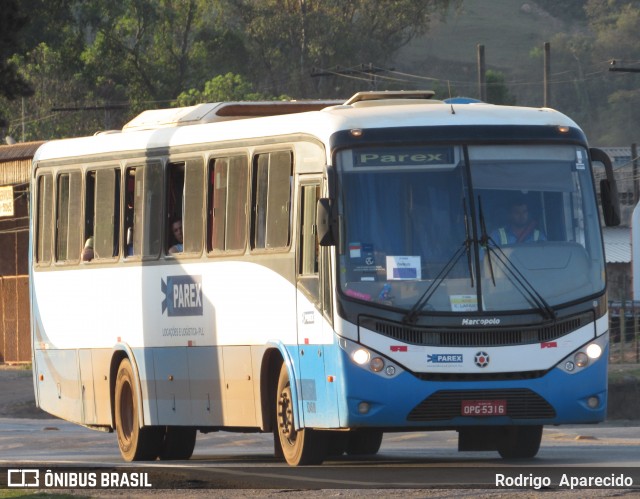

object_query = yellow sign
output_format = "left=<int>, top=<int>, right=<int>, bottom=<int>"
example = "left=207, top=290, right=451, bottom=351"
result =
left=0, top=185, right=14, bottom=217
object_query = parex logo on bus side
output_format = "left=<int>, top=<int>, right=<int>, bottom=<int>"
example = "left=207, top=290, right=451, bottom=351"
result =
left=161, top=275, right=203, bottom=317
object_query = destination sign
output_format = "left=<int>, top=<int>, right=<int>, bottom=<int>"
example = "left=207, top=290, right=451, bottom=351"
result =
left=353, top=146, right=455, bottom=167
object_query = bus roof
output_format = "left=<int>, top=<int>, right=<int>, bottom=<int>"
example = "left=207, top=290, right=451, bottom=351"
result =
left=33, top=92, right=581, bottom=164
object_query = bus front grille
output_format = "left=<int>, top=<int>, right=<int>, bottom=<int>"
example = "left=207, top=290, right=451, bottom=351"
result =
left=361, top=312, right=592, bottom=347
left=407, top=388, right=556, bottom=422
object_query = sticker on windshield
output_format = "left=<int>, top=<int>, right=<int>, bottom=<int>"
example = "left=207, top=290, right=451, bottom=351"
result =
left=450, top=294, right=478, bottom=312
left=576, top=150, right=586, bottom=170
left=386, top=256, right=421, bottom=280
left=349, top=242, right=361, bottom=258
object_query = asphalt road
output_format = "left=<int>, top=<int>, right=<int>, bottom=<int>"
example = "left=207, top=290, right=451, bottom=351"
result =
left=1, top=365, right=639, bottom=497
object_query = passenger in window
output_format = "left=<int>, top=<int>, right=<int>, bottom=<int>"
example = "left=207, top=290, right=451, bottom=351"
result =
left=168, top=219, right=184, bottom=254
left=82, top=237, right=94, bottom=262
left=491, top=197, right=546, bottom=245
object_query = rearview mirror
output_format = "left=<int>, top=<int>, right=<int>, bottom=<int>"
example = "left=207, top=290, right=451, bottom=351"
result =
left=316, top=198, right=336, bottom=246
left=590, top=148, right=620, bottom=226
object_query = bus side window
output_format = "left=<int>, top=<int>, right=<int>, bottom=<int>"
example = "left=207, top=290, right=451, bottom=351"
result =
left=36, top=173, right=53, bottom=264
left=251, top=151, right=293, bottom=250
left=182, top=158, right=204, bottom=254
left=124, top=167, right=137, bottom=257
left=84, top=167, right=120, bottom=261
left=208, top=155, right=248, bottom=253
left=165, top=159, right=206, bottom=256
left=55, top=171, right=82, bottom=263
left=139, top=162, right=162, bottom=258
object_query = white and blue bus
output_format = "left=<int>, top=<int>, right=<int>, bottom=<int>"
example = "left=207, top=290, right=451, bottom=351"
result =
left=30, top=91, right=619, bottom=465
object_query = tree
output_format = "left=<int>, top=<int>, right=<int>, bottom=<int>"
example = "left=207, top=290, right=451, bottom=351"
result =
left=485, top=70, right=516, bottom=105
left=78, top=0, right=242, bottom=114
left=174, top=73, right=282, bottom=106
left=542, top=0, right=640, bottom=144
left=220, top=0, right=457, bottom=97
left=0, top=0, right=34, bottom=128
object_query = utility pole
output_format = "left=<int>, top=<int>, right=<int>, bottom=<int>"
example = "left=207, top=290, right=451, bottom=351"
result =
left=477, top=44, right=486, bottom=101
left=543, top=42, right=551, bottom=107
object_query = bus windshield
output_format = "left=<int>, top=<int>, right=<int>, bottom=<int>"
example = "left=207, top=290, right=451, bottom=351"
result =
left=336, top=144, right=605, bottom=314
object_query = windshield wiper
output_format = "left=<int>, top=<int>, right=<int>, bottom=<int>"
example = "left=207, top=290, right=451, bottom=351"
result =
left=477, top=196, right=495, bottom=286
left=477, top=197, right=556, bottom=321
left=402, top=243, right=467, bottom=324
left=403, top=197, right=475, bottom=325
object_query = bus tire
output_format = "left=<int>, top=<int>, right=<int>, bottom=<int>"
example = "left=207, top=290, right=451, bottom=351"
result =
left=497, top=425, right=543, bottom=459
left=159, top=427, right=197, bottom=460
left=346, top=429, right=383, bottom=455
left=275, top=363, right=326, bottom=465
left=114, top=358, right=163, bottom=461
left=326, top=432, right=349, bottom=457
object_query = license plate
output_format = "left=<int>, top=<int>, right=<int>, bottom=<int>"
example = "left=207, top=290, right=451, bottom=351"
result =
left=461, top=399, right=507, bottom=416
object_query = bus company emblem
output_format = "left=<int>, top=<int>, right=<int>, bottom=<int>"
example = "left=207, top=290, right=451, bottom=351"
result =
left=427, top=353, right=463, bottom=363
left=161, top=275, right=203, bottom=317
left=474, top=351, right=490, bottom=368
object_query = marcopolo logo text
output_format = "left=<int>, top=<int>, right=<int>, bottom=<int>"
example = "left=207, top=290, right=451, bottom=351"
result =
left=461, top=318, right=501, bottom=326
left=161, top=275, right=203, bottom=317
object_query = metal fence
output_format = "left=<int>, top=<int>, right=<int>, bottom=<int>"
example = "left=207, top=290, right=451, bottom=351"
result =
left=609, top=301, right=640, bottom=364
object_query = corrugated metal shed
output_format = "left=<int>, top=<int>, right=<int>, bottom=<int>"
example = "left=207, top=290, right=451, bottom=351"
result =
left=603, top=226, right=631, bottom=263
left=0, top=141, right=45, bottom=185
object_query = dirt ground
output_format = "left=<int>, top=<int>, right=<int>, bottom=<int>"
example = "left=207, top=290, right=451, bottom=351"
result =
left=0, top=363, right=638, bottom=420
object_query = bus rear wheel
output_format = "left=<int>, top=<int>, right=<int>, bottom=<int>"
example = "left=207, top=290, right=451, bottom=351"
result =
left=275, top=364, right=326, bottom=465
left=497, top=425, right=543, bottom=459
left=114, top=358, right=163, bottom=461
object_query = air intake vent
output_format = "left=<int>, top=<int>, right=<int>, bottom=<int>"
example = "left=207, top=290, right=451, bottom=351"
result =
left=360, top=312, right=592, bottom=347
left=407, top=388, right=556, bottom=422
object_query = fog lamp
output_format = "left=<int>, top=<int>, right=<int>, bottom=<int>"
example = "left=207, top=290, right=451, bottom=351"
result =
left=358, top=402, right=371, bottom=414
left=587, top=396, right=600, bottom=409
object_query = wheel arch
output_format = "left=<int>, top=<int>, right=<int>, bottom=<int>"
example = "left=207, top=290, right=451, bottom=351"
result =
left=260, top=342, right=300, bottom=432
left=109, top=344, right=146, bottom=430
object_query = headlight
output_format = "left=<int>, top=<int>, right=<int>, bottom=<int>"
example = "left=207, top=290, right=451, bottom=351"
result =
left=352, top=348, right=370, bottom=365
left=558, top=333, right=608, bottom=374
left=586, top=343, right=602, bottom=359
left=339, top=337, right=402, bottom=378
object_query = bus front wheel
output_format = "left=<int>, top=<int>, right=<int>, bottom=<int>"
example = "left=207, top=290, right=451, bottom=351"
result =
left=346, top=429, right=384, bottom=455
left=159, top=427, right=197, bottom=460
left=275, top=364, right=326, bottom=465
left=114, top=358, right=163, bottom=461
left=497, top=425, right=543, bottom=459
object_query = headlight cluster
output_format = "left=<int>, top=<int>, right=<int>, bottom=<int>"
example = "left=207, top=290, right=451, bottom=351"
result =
left=340, top=339, right=400, bottom=377
left=560, top=335, right=606, bottom=373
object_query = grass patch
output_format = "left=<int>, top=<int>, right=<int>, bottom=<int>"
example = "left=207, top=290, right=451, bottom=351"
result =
left=0, top=492, right=89, bottom=499
left=609, top=365, right=640, bottom=383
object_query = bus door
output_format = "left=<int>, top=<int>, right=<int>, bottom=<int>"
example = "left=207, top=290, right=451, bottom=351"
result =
left=295, top=179, right=338, bottom=427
